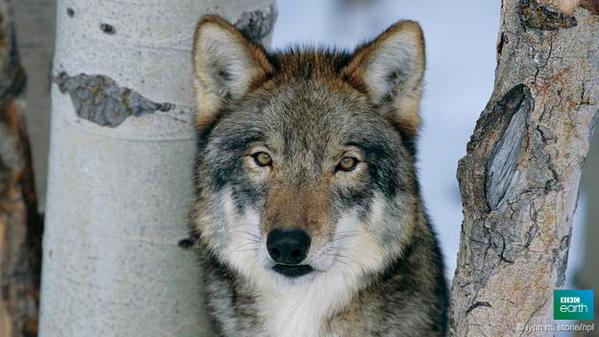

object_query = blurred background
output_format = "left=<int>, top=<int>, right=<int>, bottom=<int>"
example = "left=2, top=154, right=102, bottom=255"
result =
left=8, top=0, right=597, bottom=335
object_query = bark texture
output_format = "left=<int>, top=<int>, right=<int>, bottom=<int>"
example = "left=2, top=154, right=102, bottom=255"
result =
left=449, top=0, right=598, bottom=336
left=0, top=0, right=42, bottom=336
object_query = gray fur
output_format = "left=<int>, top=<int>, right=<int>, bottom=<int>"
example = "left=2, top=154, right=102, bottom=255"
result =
left=190, top=16, right=448, bottom=337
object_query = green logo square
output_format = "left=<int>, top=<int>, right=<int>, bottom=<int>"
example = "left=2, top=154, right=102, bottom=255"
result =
left=554, top=289, right=594, bottom=321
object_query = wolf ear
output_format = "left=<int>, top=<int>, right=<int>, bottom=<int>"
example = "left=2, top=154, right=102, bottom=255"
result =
left=342, top=21, right=425, bottom=139
left=192, top=15, right=272, bottom=130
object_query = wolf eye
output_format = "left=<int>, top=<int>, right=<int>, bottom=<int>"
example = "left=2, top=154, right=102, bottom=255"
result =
left=252, top=152, right=272, bottom=167
left=336, top=157, right=359, bottom=172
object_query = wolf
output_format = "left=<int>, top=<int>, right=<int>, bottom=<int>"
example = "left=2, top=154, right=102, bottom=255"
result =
left=189, top=15, right=448, bottom=337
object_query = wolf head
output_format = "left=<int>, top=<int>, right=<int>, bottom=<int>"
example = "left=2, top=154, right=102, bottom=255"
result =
left=192, top=16, right=426, bottom=285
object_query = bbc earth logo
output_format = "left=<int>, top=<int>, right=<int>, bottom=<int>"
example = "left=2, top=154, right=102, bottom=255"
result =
left=554, top=290, right=594, bottom=321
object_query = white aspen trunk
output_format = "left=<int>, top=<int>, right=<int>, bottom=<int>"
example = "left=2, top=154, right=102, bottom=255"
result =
left=38, top=1, right=277, bottom=336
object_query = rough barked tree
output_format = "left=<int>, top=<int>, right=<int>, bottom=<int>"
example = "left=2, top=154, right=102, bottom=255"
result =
left=38, top=1, right=276, bottom=336
left=450, top=0, right=598, bottom=336
left=0, top=0, right=43, bottom=336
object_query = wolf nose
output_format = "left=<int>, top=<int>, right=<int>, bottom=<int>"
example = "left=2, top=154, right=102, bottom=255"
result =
left=266, top=228, right=311, bottom=265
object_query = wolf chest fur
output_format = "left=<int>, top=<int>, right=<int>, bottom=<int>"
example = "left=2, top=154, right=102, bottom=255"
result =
left=190, top=15, right=448, bottom=337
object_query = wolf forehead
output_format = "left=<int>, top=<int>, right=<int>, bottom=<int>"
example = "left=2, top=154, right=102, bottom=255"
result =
left=199, top=48, right=415, bottom=135
left=264, top=49, right=360, bottom=85
left=211, top=66, right=403, bottom=151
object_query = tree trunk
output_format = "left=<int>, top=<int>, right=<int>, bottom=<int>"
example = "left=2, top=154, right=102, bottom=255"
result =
left=12, top=0, right=56, bottom=211
left=38, top=1, right=277, bottom=336
left=0, top=0, right=43, bottom=336
left=449, top=0, right=598, bottom=336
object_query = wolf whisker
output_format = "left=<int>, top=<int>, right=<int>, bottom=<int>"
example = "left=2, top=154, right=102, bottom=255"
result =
left=334, top=253, right=363, bottom=269
left=227, top=230, right=261, bottom=239
left=330, top=231, right=361, bottom=239
left=232, top=248, right=260, bottom=254
left=230, top=242, right=259, bottom=254
left=228, top=233, right=261, bottom=243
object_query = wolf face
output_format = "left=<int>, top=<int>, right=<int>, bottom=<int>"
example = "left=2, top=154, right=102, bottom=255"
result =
left=191, top=16, right=442, bottom=337
left=193, top=14, right=424, bottom=278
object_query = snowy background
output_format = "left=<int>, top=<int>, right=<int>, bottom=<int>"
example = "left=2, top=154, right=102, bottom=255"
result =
left=270, top=0, right=586, bottom=288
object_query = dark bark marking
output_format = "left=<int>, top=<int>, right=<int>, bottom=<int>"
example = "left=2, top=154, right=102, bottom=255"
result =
left=519, top=0, right=578, bottom=30
left=66, top=8, right=74, bottom=18
left=465, top=301, right=492, bottom=315
left=234, top=4, right=278, bottom=42
left=485, top=85, right=533, bottom=210
left=178, top=230, right=200, bottom=249
left=497, top=32, right=508, bottom=56
left=99, top=23, right=115, bottom=35
left=53, top=72, right=175, bottom=127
